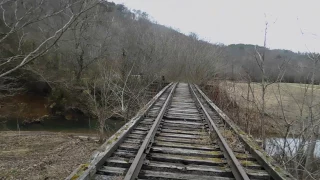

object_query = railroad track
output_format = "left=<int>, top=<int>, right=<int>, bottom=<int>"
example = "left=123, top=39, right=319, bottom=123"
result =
left=67, top=83, right=294, bottom=180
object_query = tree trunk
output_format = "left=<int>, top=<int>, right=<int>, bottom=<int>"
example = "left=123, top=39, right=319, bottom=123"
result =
left=76, top=50, right=85, bottom=81
left=76, top=69, right=83, bottom=81
left=303, top=56, right=318, bottom=179
left=98, top=117, right=106, bottom=143
left=261, top=85, right=266, bottom=149
left=246, top=81, right=250, bottom=133
left=304, top=129, right=318, bottom=179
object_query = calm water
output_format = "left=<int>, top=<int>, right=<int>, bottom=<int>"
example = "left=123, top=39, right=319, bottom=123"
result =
left=0, top=116, right=126, bottom=134
left=266, top=137, right=320, bottom=157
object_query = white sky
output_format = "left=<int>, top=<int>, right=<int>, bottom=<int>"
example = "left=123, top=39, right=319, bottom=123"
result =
left=112, top=0, right=320, bottom=53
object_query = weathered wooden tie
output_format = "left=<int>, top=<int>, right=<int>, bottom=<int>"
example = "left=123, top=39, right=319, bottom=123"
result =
left=67, top=83, right=295, bottom=180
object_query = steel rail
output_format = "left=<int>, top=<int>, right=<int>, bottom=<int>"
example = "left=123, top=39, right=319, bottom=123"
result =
left=123, top=83, right=178, bottom=180
left=193, top=84, right=295, bottom=180
left=66, top=83, right=173, bottom=180
left=189, top=84, right=250, bottom=180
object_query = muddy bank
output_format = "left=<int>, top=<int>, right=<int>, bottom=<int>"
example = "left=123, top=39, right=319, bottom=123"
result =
left=0, top=131, right=101, bottom=180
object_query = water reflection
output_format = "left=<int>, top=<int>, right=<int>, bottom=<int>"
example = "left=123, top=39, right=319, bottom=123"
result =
left=1, top=116, right=125, bottom=134
left=266, top=138, right=320, bottom=157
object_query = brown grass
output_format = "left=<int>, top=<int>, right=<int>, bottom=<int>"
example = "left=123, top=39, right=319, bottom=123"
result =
left=0, top=131, right=99, bottom=180
left=223, top=81, right=320, bottom=121
left=203, top=81, right=320, bottom=135
left=209, top=81, right=320, bottom=135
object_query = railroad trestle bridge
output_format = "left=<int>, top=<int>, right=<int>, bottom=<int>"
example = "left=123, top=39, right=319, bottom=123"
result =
left=67, top=83, right=294, bottom=180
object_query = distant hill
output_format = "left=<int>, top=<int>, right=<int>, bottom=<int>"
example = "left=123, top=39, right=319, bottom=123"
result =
left=222, top=44, right=318, bottom=83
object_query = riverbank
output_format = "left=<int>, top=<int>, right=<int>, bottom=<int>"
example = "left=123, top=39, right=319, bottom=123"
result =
left=0, top=131, right=100, bottom=180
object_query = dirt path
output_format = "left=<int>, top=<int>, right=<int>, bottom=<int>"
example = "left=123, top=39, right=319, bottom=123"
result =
left=0, top=131, right=100, bottom=180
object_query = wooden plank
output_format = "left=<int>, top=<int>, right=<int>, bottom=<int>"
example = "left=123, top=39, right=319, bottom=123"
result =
left=170, top=104, right=197, bottom=108
left=161, top=124, right=205, bottom=131
left=171, top=99, right=194, bottom=102
left=234, top=152, right=255, bottom=160
left=165, top=114, right=202, bottom=119
left=134, top=124, right=152, bottom=129
left=139, top=119, right=154, bottom=123
left=131, top=130, right=147, bottom=135
left=118, top=143, right=140, bottom=151
left=165, top=114, right=202, bottom=121
left=97, top=166, right=126, bottom=175
left=153, top=103, right=165, bottom=107
left=144, top=161, right=232, bottom=174
left=146, top=113, right=159, bottom=117
left=157, top=132, right=206, bottom=139
left=106, top=157, right=131, bottom=165
left=127, top=134, right=144, bottom=139
left=163, top=120, right=204, bottom=126
left=123, top=139, right=142, bottom=144
left=168, top=108, right=199, bottom=113
left=162, top=122, right=204, bottom=129
left=151, top=146, right=223, bottom=158
left=149, top=153, right=227, bottom=166
left=155, top=136, right=211, bottom=145
left=139, top=170, right=234, bottom=180
left=154, top=140, right=219, bottom=151
left=95, top=175, right=121, bottom=180
left=170, top=104, right=196, bottom=107
left=239, top=160, right=262, bottom=169
left=246, top=169, right=270, bottom=179
left=139, top=121, right=153, bottom=125
left=166, top=112, right=201, bottom=117
left=113, top=150, right=137, bottom=158
left=171, top=101, right=195, bottom=104
left=167, top=110, right=200, bottom=115
left=142, top=117, right=155, bottom=121
left=159, top=128, right=206, bottom=135
left=134, top=127, right=149, bottom=131
left=148, top=108, right=160, bottom=112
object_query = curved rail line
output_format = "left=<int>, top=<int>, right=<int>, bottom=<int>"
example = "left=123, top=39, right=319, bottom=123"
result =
left=67, top=82, right=295, bottom=180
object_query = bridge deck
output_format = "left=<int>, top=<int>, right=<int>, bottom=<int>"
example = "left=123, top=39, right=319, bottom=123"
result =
left=67, top=83, right=294, bottom=180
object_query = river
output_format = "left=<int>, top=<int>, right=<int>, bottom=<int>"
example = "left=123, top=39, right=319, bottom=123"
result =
left=0, top=116, right=126, bottom=134
left=266, top=137, right=320, bottom=157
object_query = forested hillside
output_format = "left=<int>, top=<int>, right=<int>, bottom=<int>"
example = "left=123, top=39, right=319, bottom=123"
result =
left=1, top=0, right=318, bottom=130
left=1, top=0, right=319, bottom=128
left=0, top=0, right=223, bottom=83
left=0, top=0, right=223, bottom=139
left=1, top=0, right=318, bottom=94
left=223, top=44, right=320, bottom=83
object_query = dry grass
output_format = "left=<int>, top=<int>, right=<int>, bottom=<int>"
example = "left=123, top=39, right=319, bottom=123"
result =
left=0, top=131, right=99, bottom=180
left=223, top=81, right=320, bottom=122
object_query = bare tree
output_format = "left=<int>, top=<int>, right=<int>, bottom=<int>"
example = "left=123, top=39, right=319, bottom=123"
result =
left=251, top=21, right=270, bottom=148
left=84, top=61, right=121, bottom=142
left=303, top=53, right=320, bottom=179
left=0, top=0, right=98, bottom=78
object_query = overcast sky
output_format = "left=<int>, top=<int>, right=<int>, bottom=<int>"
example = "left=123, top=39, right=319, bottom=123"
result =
left=111, top=0, right=319, bottom=53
